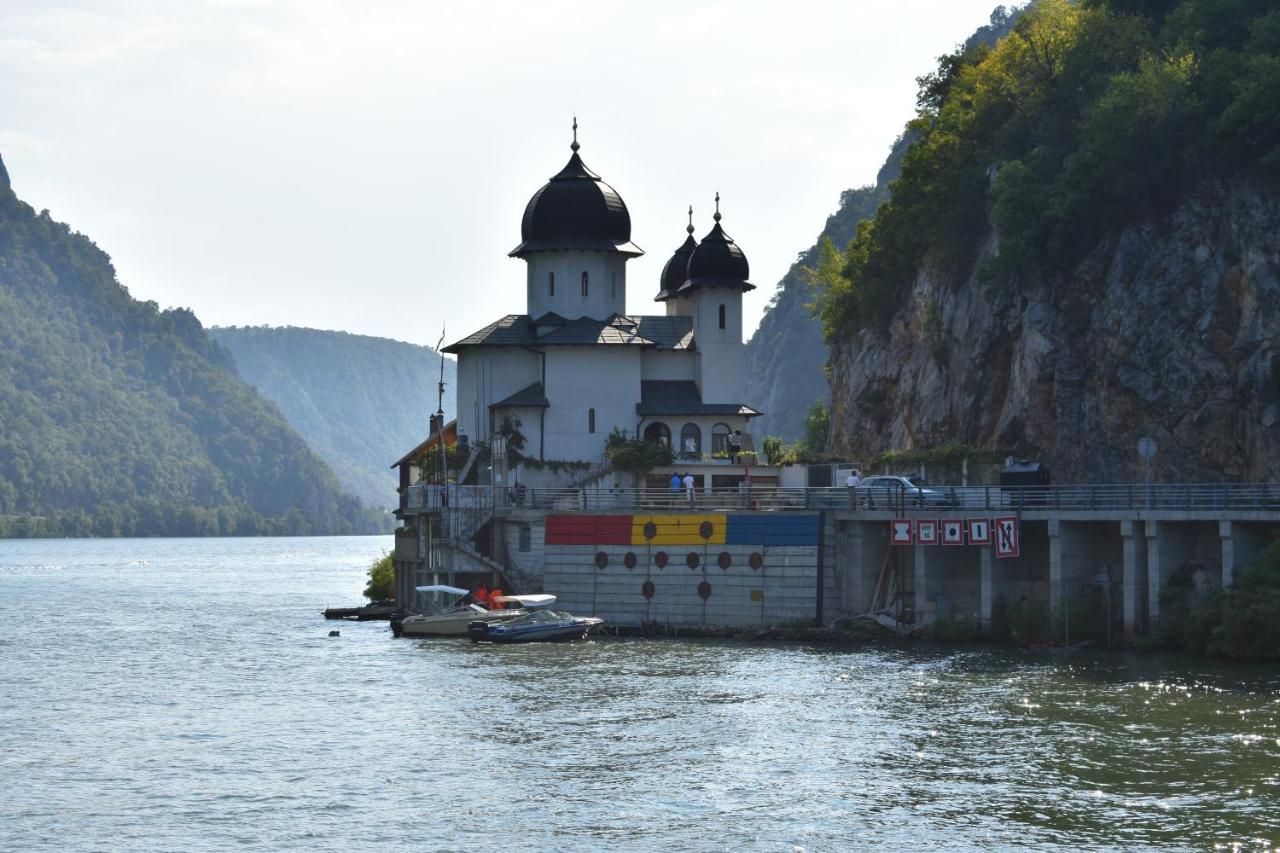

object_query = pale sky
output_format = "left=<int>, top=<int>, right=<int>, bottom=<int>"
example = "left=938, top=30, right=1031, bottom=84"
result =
left=1, top=0, right=1005, bottom=347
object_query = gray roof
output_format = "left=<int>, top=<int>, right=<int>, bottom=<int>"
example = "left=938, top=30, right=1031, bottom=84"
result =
left=443, top=314, right=693, bottom=353
left=490, top=382, right=549, bottom=409
left=637, top=381, right=761, bottom=417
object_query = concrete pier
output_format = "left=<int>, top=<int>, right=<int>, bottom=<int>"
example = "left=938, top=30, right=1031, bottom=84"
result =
left=395, top=482, right=1278, bottom=636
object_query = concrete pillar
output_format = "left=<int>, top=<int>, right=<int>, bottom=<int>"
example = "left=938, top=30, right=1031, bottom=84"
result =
left=914, top=542, right=928, bottom=626
left=1146, top=521, right=1162, bottom=624
left=1048, top=518, right=1063, bottom=613
left=1120, top=520, right=1147, bottom=635
left=979, top=545, right=994, bottom=630
left=1219, top=521, right=1235, bottom=588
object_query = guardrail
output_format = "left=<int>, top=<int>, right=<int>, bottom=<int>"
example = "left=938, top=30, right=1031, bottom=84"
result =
left=403, top=483, right=1280, bottom=514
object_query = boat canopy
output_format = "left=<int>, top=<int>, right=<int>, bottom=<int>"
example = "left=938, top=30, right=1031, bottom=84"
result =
left=415, top=584, right=470, bottom=597
left=493, top=594, right=556, bottom=609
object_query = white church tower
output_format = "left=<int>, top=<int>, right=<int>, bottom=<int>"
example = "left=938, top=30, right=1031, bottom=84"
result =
left=511, top=119, right=643, bottom=320
left=654, top=194, right=755, bottom=404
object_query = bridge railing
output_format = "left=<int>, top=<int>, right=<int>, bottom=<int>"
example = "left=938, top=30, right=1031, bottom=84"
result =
left=406, top=482, right=1280, bottom=514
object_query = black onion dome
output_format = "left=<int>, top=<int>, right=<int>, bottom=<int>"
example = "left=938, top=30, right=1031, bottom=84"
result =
left=656, top=208, right=698, bottom=302
left=681, top=198, right=754, bottom=293
left=508, top=130, right=643, bottom=258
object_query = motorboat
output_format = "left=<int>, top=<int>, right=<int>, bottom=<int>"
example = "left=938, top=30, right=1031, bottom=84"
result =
left=468, top=594, right=604, bottom=644
left=392, top=585, right=523, bottom=638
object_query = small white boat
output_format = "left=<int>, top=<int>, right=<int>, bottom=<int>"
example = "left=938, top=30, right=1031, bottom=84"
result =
left=468, top=594, right=604, bottom=643
left=393, top=585, right=523, bottom=638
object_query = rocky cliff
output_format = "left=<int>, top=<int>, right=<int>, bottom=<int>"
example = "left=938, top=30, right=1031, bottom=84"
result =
left=742, top=162, right=899, bottom=443
left=744, top=6, right=1019, bottom=444
left=828, top=180, right=1280, bottom=482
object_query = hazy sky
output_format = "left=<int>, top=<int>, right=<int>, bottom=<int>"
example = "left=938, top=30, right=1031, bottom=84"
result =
left=1, top=0, right=1004, bottom=348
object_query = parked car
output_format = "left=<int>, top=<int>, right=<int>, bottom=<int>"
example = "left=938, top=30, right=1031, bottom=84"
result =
left=859, top=475, right=956, bottom=509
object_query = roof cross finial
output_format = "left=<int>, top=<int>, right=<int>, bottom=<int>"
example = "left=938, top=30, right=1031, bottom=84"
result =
left=571, top=116, right=579, bottom=152
left=713, top=191, right=721, bottom=223
left=687, top=204, right=694, bottom=235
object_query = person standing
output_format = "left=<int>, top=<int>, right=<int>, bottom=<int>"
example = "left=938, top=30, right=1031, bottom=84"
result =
left=683, top=471, right=695, bottom=505
left=846, top=468, right=863, bottom=510
left=670, top=472, right=681, bottom=493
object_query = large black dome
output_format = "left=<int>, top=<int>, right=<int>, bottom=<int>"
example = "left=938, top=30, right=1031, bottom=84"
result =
left=681, top=204, right=754, bottom=293
left=509, top=139, right=643, bottom=258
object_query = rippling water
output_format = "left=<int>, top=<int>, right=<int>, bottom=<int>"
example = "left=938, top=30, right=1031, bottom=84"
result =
left=2, top=537, right=1278, bottom=851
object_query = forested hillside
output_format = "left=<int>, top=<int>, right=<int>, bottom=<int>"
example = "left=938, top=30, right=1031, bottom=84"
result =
left=210, top=326, right=456, bottom=506
left=814, top=0, right=1280, bottom=481
left=0, top=155, right=384, bottom=536
left=743, top=7, right=1020, bottom=443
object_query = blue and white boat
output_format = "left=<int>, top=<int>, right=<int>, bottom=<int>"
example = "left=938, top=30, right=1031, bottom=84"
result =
left=468, top=594, right=603, bottom=644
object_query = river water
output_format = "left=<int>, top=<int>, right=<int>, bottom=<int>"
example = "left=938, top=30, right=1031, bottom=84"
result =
left=1, top=536, right=1277, bottom=851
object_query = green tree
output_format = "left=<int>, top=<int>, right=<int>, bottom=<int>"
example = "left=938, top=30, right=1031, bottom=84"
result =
left=605, top=428, right=674, bottom=486
left=363, top=552, right=394, bottom=601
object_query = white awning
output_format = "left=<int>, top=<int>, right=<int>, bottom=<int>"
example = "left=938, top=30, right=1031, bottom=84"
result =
left=415, top=584, right=469, bottom=597
left=492, top=594, right=556, bottom=609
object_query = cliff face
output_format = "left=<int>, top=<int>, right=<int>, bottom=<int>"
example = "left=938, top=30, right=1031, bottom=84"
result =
left=828, top=180, right=1280, bottom=482
left=744, top=6, right=1019, bottom=444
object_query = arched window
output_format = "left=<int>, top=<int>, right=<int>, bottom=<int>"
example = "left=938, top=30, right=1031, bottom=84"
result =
left=588, top=408, right=596, bottom=434
left=718, top=303, right=726, bottom=330
left=642, top=421, right=671, bottom=448
left=712, top=423, right=732, bottom=454
left=549, top=271, right=555, bottom=296
left=680, top=423, right=701, bottom=457
left=581, top=271, right=589, bottom=296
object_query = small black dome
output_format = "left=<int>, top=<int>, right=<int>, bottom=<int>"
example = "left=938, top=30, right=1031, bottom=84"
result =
left=682, top=204, right=754, bottom=293
left=509, top=143, right=642, bottom=258
left=656, top=220, right=697, bottom=301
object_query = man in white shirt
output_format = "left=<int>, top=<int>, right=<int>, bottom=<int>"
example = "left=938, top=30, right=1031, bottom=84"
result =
left=846, top=469, right=863, bottom=509
left=682, top=472, right=695, bottom=504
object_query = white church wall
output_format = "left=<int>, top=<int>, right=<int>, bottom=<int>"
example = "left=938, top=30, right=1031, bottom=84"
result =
left=526, top=251, right=628, bottom=320
left=491, top=404, right=544, bottom=466
left=542, top=347, right=641, bottom=461
left=639, top=414, right=754, bottom=460
left=456, top=347, right=541, bottom=447
left=639, top=350, right=696, bottom=381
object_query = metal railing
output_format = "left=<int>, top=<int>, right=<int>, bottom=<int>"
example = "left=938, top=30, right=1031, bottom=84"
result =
left=404, top=482, right=1280, bottom=514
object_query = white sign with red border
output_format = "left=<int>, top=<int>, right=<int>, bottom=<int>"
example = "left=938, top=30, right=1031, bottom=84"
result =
left=941, top=519, right=964, bottom=546
left=994, top=515, right=1020, bottom=558
left=890, top=518, right=913, bottom=545
left=966, top=517, right=991, bottom=545
left=916, top=519, right=939, bottom=545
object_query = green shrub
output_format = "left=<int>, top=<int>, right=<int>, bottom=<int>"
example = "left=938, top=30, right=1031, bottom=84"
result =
left=932, top=611, right=978, bottom=643
left=363, top=552, right=394, bottom=601
left=1007, top=597, right=1050, bottom=644
left=1050, top=589, right=1112, bottom=645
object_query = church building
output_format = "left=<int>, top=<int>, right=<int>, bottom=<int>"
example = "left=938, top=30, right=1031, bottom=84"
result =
left=443, top=123, right=768, bottom=490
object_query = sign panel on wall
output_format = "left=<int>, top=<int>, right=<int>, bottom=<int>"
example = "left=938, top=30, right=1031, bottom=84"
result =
left=890, top=518, right=913, bottom=545
left=966, top=518, right=991, bottom=545
left=917, top=519, right=939, bottom=545
left=994, top=515, right=1020, bottom=558
left=941, top=519, right=964, bottom=546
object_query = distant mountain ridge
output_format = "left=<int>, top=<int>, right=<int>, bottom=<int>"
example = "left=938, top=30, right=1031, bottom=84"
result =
left=0, top=154, right=381, bottom=537
left=210, top=326, right=456, bottom=506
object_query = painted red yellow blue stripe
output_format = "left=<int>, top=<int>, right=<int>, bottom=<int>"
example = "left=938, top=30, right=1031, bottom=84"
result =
left=545, top=514, right=820, bottom=546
